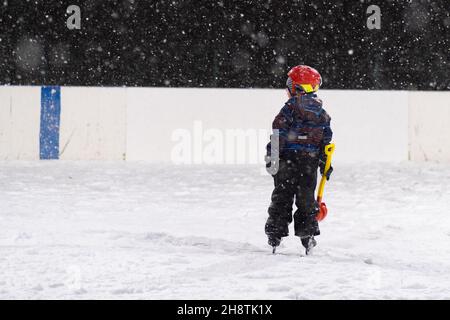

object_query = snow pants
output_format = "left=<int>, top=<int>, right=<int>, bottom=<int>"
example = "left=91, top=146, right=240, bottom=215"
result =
left=265, top=152, right=320, bottom=239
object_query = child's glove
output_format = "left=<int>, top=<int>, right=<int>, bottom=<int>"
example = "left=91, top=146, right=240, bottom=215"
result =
left=265, top=155, right=278, bottom=176
left=319, top=159, right=333, bottom=180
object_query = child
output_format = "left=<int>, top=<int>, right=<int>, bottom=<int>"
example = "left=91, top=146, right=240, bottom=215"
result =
left=265, top=65, right=333, bottom=254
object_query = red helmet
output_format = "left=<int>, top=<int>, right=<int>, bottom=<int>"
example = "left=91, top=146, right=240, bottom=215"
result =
left=286, top=65, right=322, bottom=95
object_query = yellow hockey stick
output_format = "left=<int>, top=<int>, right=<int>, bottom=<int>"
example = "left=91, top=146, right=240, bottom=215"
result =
left=316, top=143, right=335, bottom=221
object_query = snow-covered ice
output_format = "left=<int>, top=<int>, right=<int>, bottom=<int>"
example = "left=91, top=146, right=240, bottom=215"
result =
left=0, top=161, right=449, bottom=299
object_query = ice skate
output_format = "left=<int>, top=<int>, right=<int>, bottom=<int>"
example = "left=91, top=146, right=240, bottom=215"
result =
left=268, top=236, right=281, bottom=254
left=301, top=236, right=317, bottom=255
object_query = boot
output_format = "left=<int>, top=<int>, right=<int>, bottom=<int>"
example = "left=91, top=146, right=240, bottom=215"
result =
left=268, top=236, right=281, bottom=254
left=301, top=236, right=317, bottom=255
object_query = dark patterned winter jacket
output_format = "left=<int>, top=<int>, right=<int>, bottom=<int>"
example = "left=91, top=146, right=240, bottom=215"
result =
left=266, top=93, right=332, bottom=158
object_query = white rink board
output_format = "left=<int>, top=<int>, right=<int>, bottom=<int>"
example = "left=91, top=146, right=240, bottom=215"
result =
left=0, top=86, right=40, bottom=160
left=126, top=88, right=284, bottom=163
left=0, top=86, right=449, bottom=163
left=320, top=90, right=409, bottom=163
left=126, top=88, right=410, bottom=163
left=409, top=91, right=450, bottom=162
left=59, top=87, right=127, bottom=160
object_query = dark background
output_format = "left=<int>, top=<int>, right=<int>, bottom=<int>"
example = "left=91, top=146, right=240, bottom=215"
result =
left=0, top=0, right=448, bottom=89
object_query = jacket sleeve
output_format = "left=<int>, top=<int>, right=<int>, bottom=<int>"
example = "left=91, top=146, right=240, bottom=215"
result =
left=266, top=103, right=294, bottom=157
left=319, top=115, right=333, bottom=161
left=322, top=119, right=333, bottom=146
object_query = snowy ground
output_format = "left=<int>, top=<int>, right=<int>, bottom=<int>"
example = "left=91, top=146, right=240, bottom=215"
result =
left=0, top=161, right=449, bottom=299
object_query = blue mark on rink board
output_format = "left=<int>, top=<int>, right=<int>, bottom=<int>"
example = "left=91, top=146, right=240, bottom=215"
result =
left=40, top=86, right=61, bottom=159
